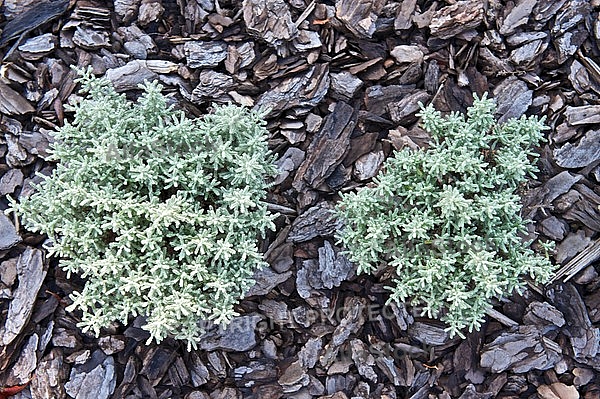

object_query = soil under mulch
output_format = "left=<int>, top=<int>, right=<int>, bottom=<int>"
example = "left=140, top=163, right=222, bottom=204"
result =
left=0, top=0, right=599, bottom=398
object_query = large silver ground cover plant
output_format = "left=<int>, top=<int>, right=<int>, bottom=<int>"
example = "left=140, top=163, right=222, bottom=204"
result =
left=9, top=69, right=277, bottom=349
left=336, top=95, right=555, bottom=337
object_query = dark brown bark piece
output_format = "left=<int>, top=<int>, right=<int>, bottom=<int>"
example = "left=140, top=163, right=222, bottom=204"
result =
left=293, top=101, right=355, bottom=191
left=0, top=83, right=35, bottom=115
left=0, top=249, right=44, bottom=347
left=0, top=0, right=70, bottom=46
left=493, top=77, right=532, bottom=124
left=364, top=85, right=416, bottom=116
left=140, top=347, right=176, bottom=386
left=547, top=284, right=600, bottom=367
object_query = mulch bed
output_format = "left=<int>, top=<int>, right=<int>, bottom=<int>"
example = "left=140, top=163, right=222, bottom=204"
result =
left=0, top=0, right=599, bottom=398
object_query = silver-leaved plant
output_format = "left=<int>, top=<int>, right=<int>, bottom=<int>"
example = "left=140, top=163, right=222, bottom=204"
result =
left=336, top=94, right=555, bottom=337
left=9, top=68, right=277, bottom=349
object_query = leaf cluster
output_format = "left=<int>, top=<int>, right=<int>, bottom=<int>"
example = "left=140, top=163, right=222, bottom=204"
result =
left=336, top=94, right=555, bottom=337
left=9, top=69, right=277, bottom=349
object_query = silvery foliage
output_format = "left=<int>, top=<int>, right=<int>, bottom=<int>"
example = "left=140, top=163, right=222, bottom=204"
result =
left=9, top=68, right=277, bottom=349
left=336, top=94, right=555, bottom=338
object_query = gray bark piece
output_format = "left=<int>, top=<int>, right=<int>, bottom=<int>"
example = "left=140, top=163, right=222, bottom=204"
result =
left=187, top=351, right=209, bottom=387
left=387, top=91, right=431, bottom=125
left=332, top=297, right=367, bottom=346
left=547, top=284, right=600, bottom=365
left=390, top=45, right=424, bottom=64
left=254, top=64, right=329, bottom=118
left=493, top=77, right=532, bottom=124
left=509, top=39, right=547, bottom=66
left=375, top=355, right=404, bottom=386
left=299, top=337, right=322, bottom=369
left=114, top=0, right=140, bottom=21
left=199, top=314, right=263, bottom=352
left=317, top=241, right=354, bottom=289
left=138, top=1, right=164, bottom=26
left=540, top=216, right=568, bottom=241
left=73, top=26, right=110, bottom=50
left=564, top=106, right=600, bottom=125
left=118, top=24, right=156, bottom=59
left=364, top=84, right=416, bottom=116
left=225, top=42, right=256, bottom=74
left=532, top=0, right=567, bottom=25
left=243, top=0, right=298, bottom=54
left=429, top=0, right=484, bottom=39
left=551, top=0, right=591, bottom=35
left=543, top=171, right=582, bottom=204
left=458, top=385, right=494, bottom=399
left=353, top=150, right=385, bottom=181
left=394, top=0, right=417, bottom=30
left=408, top=322, right=450, bottom=346
left=19, top=130, right=53, bottom=159
left=191, top=70, right=235, bottom=102
left=0, top=0, right=69, bottom=45
left=64, top=352, right=116, bottom=399
left=499, top=0, right=537, bottom=35
left=0, top=258, right=17, bottom=287
left=6, top=133, right=33, bottom=167
left=334, top=0, right=385, bottom=39
left=506, top=31, right=547, bottom=46
left=0, top=213, right=21, bottom=250
left=554, top=30, right=587, bottom=65
left=330, top=71, right=363, bottom=100
left=184, top=41, right=227, bottom=68
left=17, top=33, right=56, bottom=60
left=105, top=60, right=159, bottom=92
left=558, top=185, right=600, bottom=231
left=278, top=360, right=309, bottom=393
left=275, top=147, right=305, bottom=185
left=98, top=336, right=125, bottom=355
left=523, top=301, right=565, bottom=330
left=0, top=169, right=24, bottom=196
left=245, top=267, right=292, bottom=297
left=556, top=230, right=591, bottom=264
left=293, top=29, right=322, bottom=52
left=7, top=333, right=38, bottom=385
left=30, top=348, right=67, bottom=399
left=350, top=339, right=377, bottom=382
left=296, top=259, right=318, bottom=299
left=480, top=325, right=562, bottom=373
left=288, top=202, right=343, bottom=243
left=554, top=130, right=600, bottom=168
left=0, top=248, right=45, bottom=346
